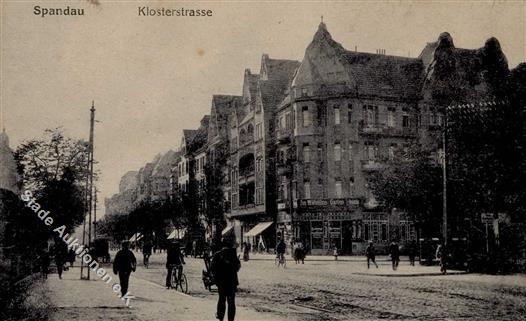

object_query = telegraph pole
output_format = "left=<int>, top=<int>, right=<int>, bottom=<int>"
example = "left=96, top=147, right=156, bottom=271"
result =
left=81, top=101, right=96, bottom=280
left=442, top=107, right=448, bottom=246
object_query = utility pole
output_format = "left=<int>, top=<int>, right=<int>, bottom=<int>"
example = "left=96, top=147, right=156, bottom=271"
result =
left=442, top=107, right=448, bottom=247
left=81, top=101, right=96, bottom=280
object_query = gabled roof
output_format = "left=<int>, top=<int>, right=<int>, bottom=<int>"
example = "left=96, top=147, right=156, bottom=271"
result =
left=422, top=33, right=510, bottom=104
left=340, top=50, right=425, bottom=100
left=152, top=150, right=178, bottom=177
left=208, top=95, right=242, bottom=143
left=292, top=22, right=425, bottom=100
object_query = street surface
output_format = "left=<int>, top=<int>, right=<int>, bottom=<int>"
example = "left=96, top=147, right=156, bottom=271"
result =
left=41, top=251, right=526, bottom=321
left=128, top=252, right=526, bottom=321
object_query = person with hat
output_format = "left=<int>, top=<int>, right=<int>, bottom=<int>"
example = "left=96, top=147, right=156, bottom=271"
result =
left=211, top=236, right=241, bottom=321
left=113, top=240, right=137, bottom=297
left=165, top=240, right=185, bottom=288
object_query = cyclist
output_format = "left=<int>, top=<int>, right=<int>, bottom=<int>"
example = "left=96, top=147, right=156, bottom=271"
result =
left=143, top=241, right=152, bottom=268
left=165, top=240, right=185, bottom=289
left=276, top=238, right=286, bottom=265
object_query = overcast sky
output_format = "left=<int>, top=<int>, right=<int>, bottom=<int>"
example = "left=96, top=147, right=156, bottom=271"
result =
left=2, top=0, right=525, bottom=214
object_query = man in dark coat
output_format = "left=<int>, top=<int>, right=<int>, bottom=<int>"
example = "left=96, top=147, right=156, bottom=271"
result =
left=113, top=241, right=137, bottom=296
left=165, top=241, right=185, bottom=288
left=54, top=241, right=68, bottom=279
left=389, top=240, right=400, bottom=271
left=211, top=237, right=241, bottom=321
left=365, top=241, right=378, bottom=269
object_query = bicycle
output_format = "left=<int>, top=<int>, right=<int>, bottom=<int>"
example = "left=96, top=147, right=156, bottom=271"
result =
left=170, top=264, right=188, bottom=293
left=275, top=253, right=286, bottom=268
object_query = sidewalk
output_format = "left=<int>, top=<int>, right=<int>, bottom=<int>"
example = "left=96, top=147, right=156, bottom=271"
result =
left=47, top=267, right=289, bottom=321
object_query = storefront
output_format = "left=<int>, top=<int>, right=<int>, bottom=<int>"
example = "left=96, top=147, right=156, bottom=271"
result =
left=294, top=198, right=363, bottom=255
left=289, top=199, right=417, bottom=255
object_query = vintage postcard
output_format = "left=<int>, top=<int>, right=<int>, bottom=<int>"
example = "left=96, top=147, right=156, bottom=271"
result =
left=1, top=1, right=525, bottom=320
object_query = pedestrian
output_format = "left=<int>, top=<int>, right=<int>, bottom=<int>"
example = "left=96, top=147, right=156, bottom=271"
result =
left=436, top=244, right=447, bottom=274
left=389, top=240, right=400, bottom=271
left=165, top=240, right=185, bottom=288
left=293, top=240, right=305, bottom=264
left=276, top=238, right=286, bottom=262
left=408, top=240, right=417, bottom=266
left=113, top=241, right=137, bottom=297
left=192, top=240, right=198, bottom=258
left=40, top=247, right=50, bottom=280
left=211, top=237, right=241, bottom=321
left=142, top=241, right=152, bottom=267
left=54, top=241, right=67, bottom=279
left=242, top=242, right=250, bottom=262
left=365, top=241, right=378, bottom=269
left=68, top=249, right=76, bottom=267
left=333, top=244, right=339, bottom=261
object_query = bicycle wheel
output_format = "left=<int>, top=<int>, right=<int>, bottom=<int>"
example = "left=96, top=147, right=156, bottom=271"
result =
left=179, top=273, right=188, bottom=293
left=170, top=267, right=178, bottom=289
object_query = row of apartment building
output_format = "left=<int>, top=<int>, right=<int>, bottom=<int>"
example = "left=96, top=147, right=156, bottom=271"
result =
left=106, top=22, right=512, bottom=254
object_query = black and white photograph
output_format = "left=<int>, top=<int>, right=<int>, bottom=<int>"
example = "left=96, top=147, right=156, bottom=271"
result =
left=1, top=1, right=525, bottom=320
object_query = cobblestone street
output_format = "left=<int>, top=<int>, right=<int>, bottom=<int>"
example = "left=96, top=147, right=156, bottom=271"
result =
left=125, top=252, right=526, bottom=321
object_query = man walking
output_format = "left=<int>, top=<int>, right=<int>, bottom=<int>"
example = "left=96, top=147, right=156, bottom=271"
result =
left=408, top=240, right=417, bottom=266
left=389, top=240, right=400, bottom=271
left=211, top=237, right=241, bottom=321
left=365, top=241, right=378, bottom=269
left=113, top=241, right=137, bottom=297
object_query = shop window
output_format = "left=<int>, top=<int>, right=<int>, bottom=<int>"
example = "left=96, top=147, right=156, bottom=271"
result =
left=381, top=224, right=387, bottom=241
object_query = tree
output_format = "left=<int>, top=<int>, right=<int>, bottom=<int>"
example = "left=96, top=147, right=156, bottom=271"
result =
left=368, top=147, right=443, bottom=238
left=202, top=144, right=229, bottom=242
left=15, top=128, right=89, bottom=232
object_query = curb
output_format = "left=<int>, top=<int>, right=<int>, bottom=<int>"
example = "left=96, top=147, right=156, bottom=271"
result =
left=352, top=271, right=469, bottom=277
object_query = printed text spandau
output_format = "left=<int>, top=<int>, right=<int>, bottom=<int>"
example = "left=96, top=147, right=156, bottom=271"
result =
left=138, top=6, right=213, bottom=17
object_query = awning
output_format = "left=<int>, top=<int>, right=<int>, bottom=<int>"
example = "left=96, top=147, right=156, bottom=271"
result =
left=221, top=225, right=234, bottom=236
left=128, top=233, right=143, bottom=242
left=167, top=228, right=186, bottom=240
left=244, top=222, right=273, bottom=237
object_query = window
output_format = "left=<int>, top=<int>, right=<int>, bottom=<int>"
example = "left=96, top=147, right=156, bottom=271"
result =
left=381, top=224, right=387, bottom=241
left=335, top=180, right=342, bottom=198
left=334, top=143, right=341, bottom=162
left=302, top=106, right=311, bottom=127
left=348, top=104, right=352, bottom=124
left=303, top=143, right=311, bottom=163
left=349, top=178, right=355, bottom=196
left=348, top=144, right=353, bottom=162
left=365, top=143, right=377, bottom=161
left=334, top=105, right=341, bottom=125
left=363, top=105, right=378, bottom=126
left=402, top=110, right=410, bottom=128
left=387, top=107, right=396, bottom=127
left=388, top=145, right=396, bottom=160
left=301, top=87, right=308, bottom=97
left=304, top=182, right=311, bottom=199
left=317, top=143, right=323, bottom=161
left=255, top=123, right=263, bottom=140
left=438, top=114, right=444, bottom=126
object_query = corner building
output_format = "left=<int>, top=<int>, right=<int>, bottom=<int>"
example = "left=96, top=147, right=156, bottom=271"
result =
left=276, top=23, right=427, bottom=254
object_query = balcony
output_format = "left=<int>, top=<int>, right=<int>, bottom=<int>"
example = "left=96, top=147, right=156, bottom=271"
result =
left=358, top=121, right=417, bottom=138
left=361, top=160, right=384, bottom=172
left=276, top=128, right=292, bottom=144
